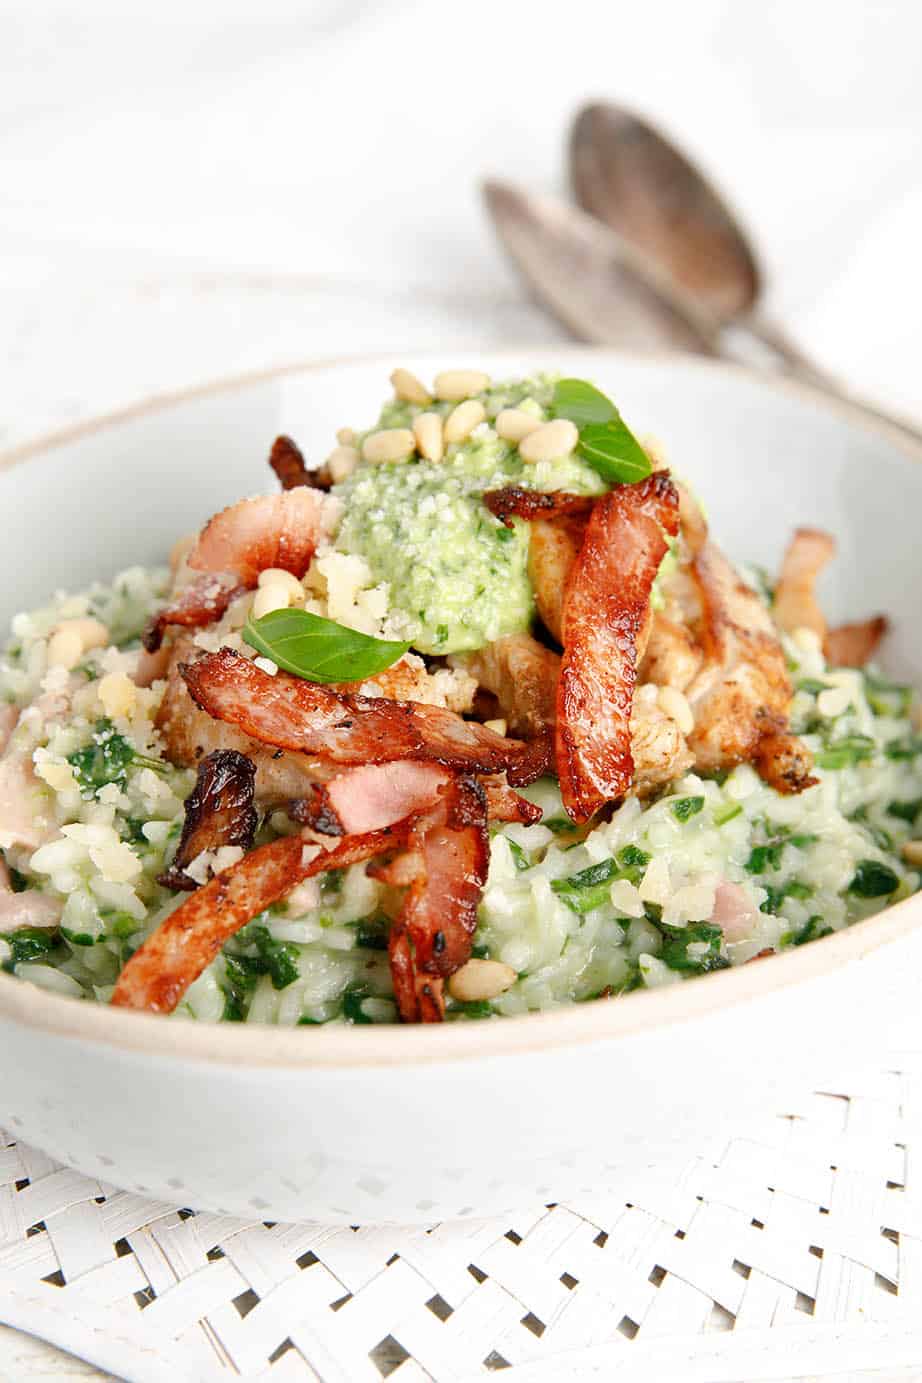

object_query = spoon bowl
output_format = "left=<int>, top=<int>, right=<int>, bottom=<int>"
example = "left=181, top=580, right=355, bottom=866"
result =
left=570, top=101, right=761, bottom=324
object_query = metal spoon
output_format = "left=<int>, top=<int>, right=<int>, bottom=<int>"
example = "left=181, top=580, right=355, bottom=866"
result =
left=568, top=100, right=922, bottom=440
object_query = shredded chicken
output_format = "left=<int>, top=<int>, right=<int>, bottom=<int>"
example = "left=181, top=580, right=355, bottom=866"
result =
left=388, top=774, right=489, bottom=1023
left=556, top=472, right=681, bottom=822
left=111, top=828, right=404, bottom=1015
left=159, top=749, right=257, bottom=891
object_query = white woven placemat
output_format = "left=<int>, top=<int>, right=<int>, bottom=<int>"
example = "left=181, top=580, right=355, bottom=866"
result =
left=2, top=1060, right=922, bottom=1383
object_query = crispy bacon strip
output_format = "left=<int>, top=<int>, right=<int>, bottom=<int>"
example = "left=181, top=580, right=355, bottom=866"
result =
left=483, top=487, right=595, bottom=527
left=142, top=574, right=245, bottom=653
left=556, top=473, right=680, bottom=822
left=111, top=828, right=401, bottom=1014
left=773, top=528, right=836, bottom=639
left=268, top=434, right=330, bottom=492
left=389, top=775, right=489, bottom=1023
left=159, top=750, right=257, bottom=891
left=825, top=616, right=889, bottom=668
left=187, top=489, right=325, bottom=586
left=480, top=775, right=543, bottom=824
left=181, top=648, right=532, bottom=778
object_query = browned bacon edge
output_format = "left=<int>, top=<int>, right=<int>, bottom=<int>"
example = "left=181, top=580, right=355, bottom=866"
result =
left=142, top=574, right=245, bottom=653
left=159, top=750, right=257, bottom=891
left=483, top=487, right=596, bottom=527
left=556, top=472, right=680, bottom=822
left=111, top=827, right=404, bottom=1014
left=825, top=616, right=889, bottom=668
left=388, top=775, right=490, bottom=1023
left=269, top=434, right=330, bottom=492
left=181, top=648, right=533, bottom=778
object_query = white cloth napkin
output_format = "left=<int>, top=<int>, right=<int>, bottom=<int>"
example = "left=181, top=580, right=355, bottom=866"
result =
left=2, top=0, right=920, bottom=446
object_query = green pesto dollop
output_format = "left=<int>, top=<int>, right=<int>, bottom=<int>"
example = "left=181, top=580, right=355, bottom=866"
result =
left=333, top=375, right=605, bottom=655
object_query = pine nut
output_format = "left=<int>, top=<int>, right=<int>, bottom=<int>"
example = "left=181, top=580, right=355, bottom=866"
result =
left=98, top=671, right=137, bottom=719
left=362, top=429, right=416, bottom=464
left=413, top=412, right=445, bottom=463
left=257, top=568, right=304, bottom=601
left=252, top=585, right=290, bottom=620
left=483, top=718, right=507, bottom=736
left=433, top=369, right=490, bottom=401
left=817, top=685, right=852, bottom=718
left=518, top=418, right=579, bottom=464
left=336, top=426, right=356, bottom=446
left=390, top=368, right=431, bottom=405
left=902, top=840, right=922, bottom=867
left=444, top=399, right=486, bottom=445
left=326, top=444, right=359, bottom=482
left=47, top=617, right=109, bottom=669
left=657, top=685, right=694, bottom=735
left=495, top=408, right=542, bottom=443
left=448, top=957, right=517, bottom=1002
left=792, top=626, right=823, bottom=654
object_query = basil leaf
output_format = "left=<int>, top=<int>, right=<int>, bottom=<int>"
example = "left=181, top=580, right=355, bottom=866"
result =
left=551, top=378, right=619, bottom=427
left=576, top=423, right=653, bottom=485
left=551, top=378, right=652, bottom=485
left=243, top=609, right=409, bottom=684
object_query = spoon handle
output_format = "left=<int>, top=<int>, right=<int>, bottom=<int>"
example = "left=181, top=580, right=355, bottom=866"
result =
left=740, top=311, right=922, bottom=446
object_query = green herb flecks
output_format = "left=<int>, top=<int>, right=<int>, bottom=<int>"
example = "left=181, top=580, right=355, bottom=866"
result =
left=815, top=735, right=875, bottom=771
left=67, top=719, right=165, bottom=799
left=782, top=915, right=833, bottom=947
left=243, top=608, right=410, bottom=684
left=659, top=922, right=728, bottom=975
left=507, top=840, right=531, bottom=872
left=342, top=982, right=373, bottom=1025
left=550, top=379, right=652, bottom=486
left=713, top=801, right=743, bottom=826
left=887, top=798, right=922, bottom=824
left=2, top=926, right=59, bottom=967
left=233, top=923, right=300, bottom=991
left=848, top=859, right=900, bottom=898
left=671, top=795, right=705, bottom=823
left=551, top=858, right=619, bottom=914
left=863, top=671, right=913, bottom=719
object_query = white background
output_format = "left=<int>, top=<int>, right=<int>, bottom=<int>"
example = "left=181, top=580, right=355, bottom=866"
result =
left=2, top=0, right=921, bottom=453
left=1, top=1, right=921, bottom=1375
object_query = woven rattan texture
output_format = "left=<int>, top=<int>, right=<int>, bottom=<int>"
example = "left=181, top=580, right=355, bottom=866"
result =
left=3, top=1061, right=922, bottom=1383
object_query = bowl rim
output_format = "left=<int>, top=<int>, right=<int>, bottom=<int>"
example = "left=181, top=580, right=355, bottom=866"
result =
left=1, top=346, right=920, bottom=1070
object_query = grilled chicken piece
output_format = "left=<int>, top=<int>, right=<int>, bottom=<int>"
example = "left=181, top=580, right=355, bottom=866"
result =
left=461, top=634, right=560, bottom=742
left=527, top=516, right=586, bottom=644
left=388, top=774, right=489, bottom=1023
left=683, top=542, right=815, bottom=792
left=639, top=612, right=703, bottom=692
left=630, top=694, right=694, bottom=795
left=159, top=749, right=257, bottom=890
left=557, top=472, right=681, bottom=822
left=111, top=828, right=403, bottom=1015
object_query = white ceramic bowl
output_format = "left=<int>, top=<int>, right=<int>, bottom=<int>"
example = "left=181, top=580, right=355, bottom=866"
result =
left=1, top=350, right=921, bottom=1225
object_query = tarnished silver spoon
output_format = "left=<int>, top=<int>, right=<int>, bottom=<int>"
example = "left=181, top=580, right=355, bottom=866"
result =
left=568, top=100, right=921, bottom=437
left=483, top=178, right=922, bottom=444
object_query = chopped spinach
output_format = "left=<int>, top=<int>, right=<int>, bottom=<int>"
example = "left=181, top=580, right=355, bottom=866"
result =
left=784, top=915, right=833, bottom=947
left=659, top=922, right=728, bottom=974
left=671, top=795, right=704, bottom=823
left=233, top=923, right=300, bottom=991
left=507, top=839, right=531, bottom=872
left=746, top=827, right=817, bottom=874
left=887, top=798, right=922, bottom=824
left=448, top=998, right=494, bottom=1020
left=863, top=671, right=912, bottom=718
left=885, top=736, right=922, bottom=761
left=815, top=735, right=875, bottom=770
left=551, top=858, right=619, bottom=914
left=796, top=678, right=831, bottom=695
left=342, top=983, right=373, bottom=1025
left=848, top=860, right=899, bottom=898
left=66, top=719, right=165, bottom=799
left=353, top=916, right=390, bottom=951
left=760, top=879, right=814, bottom=914
left=2, top=927, right=58, bottom=965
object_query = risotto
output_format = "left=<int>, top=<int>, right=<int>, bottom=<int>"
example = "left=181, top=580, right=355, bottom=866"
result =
left=1, top=369, right=919, bottom=1025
